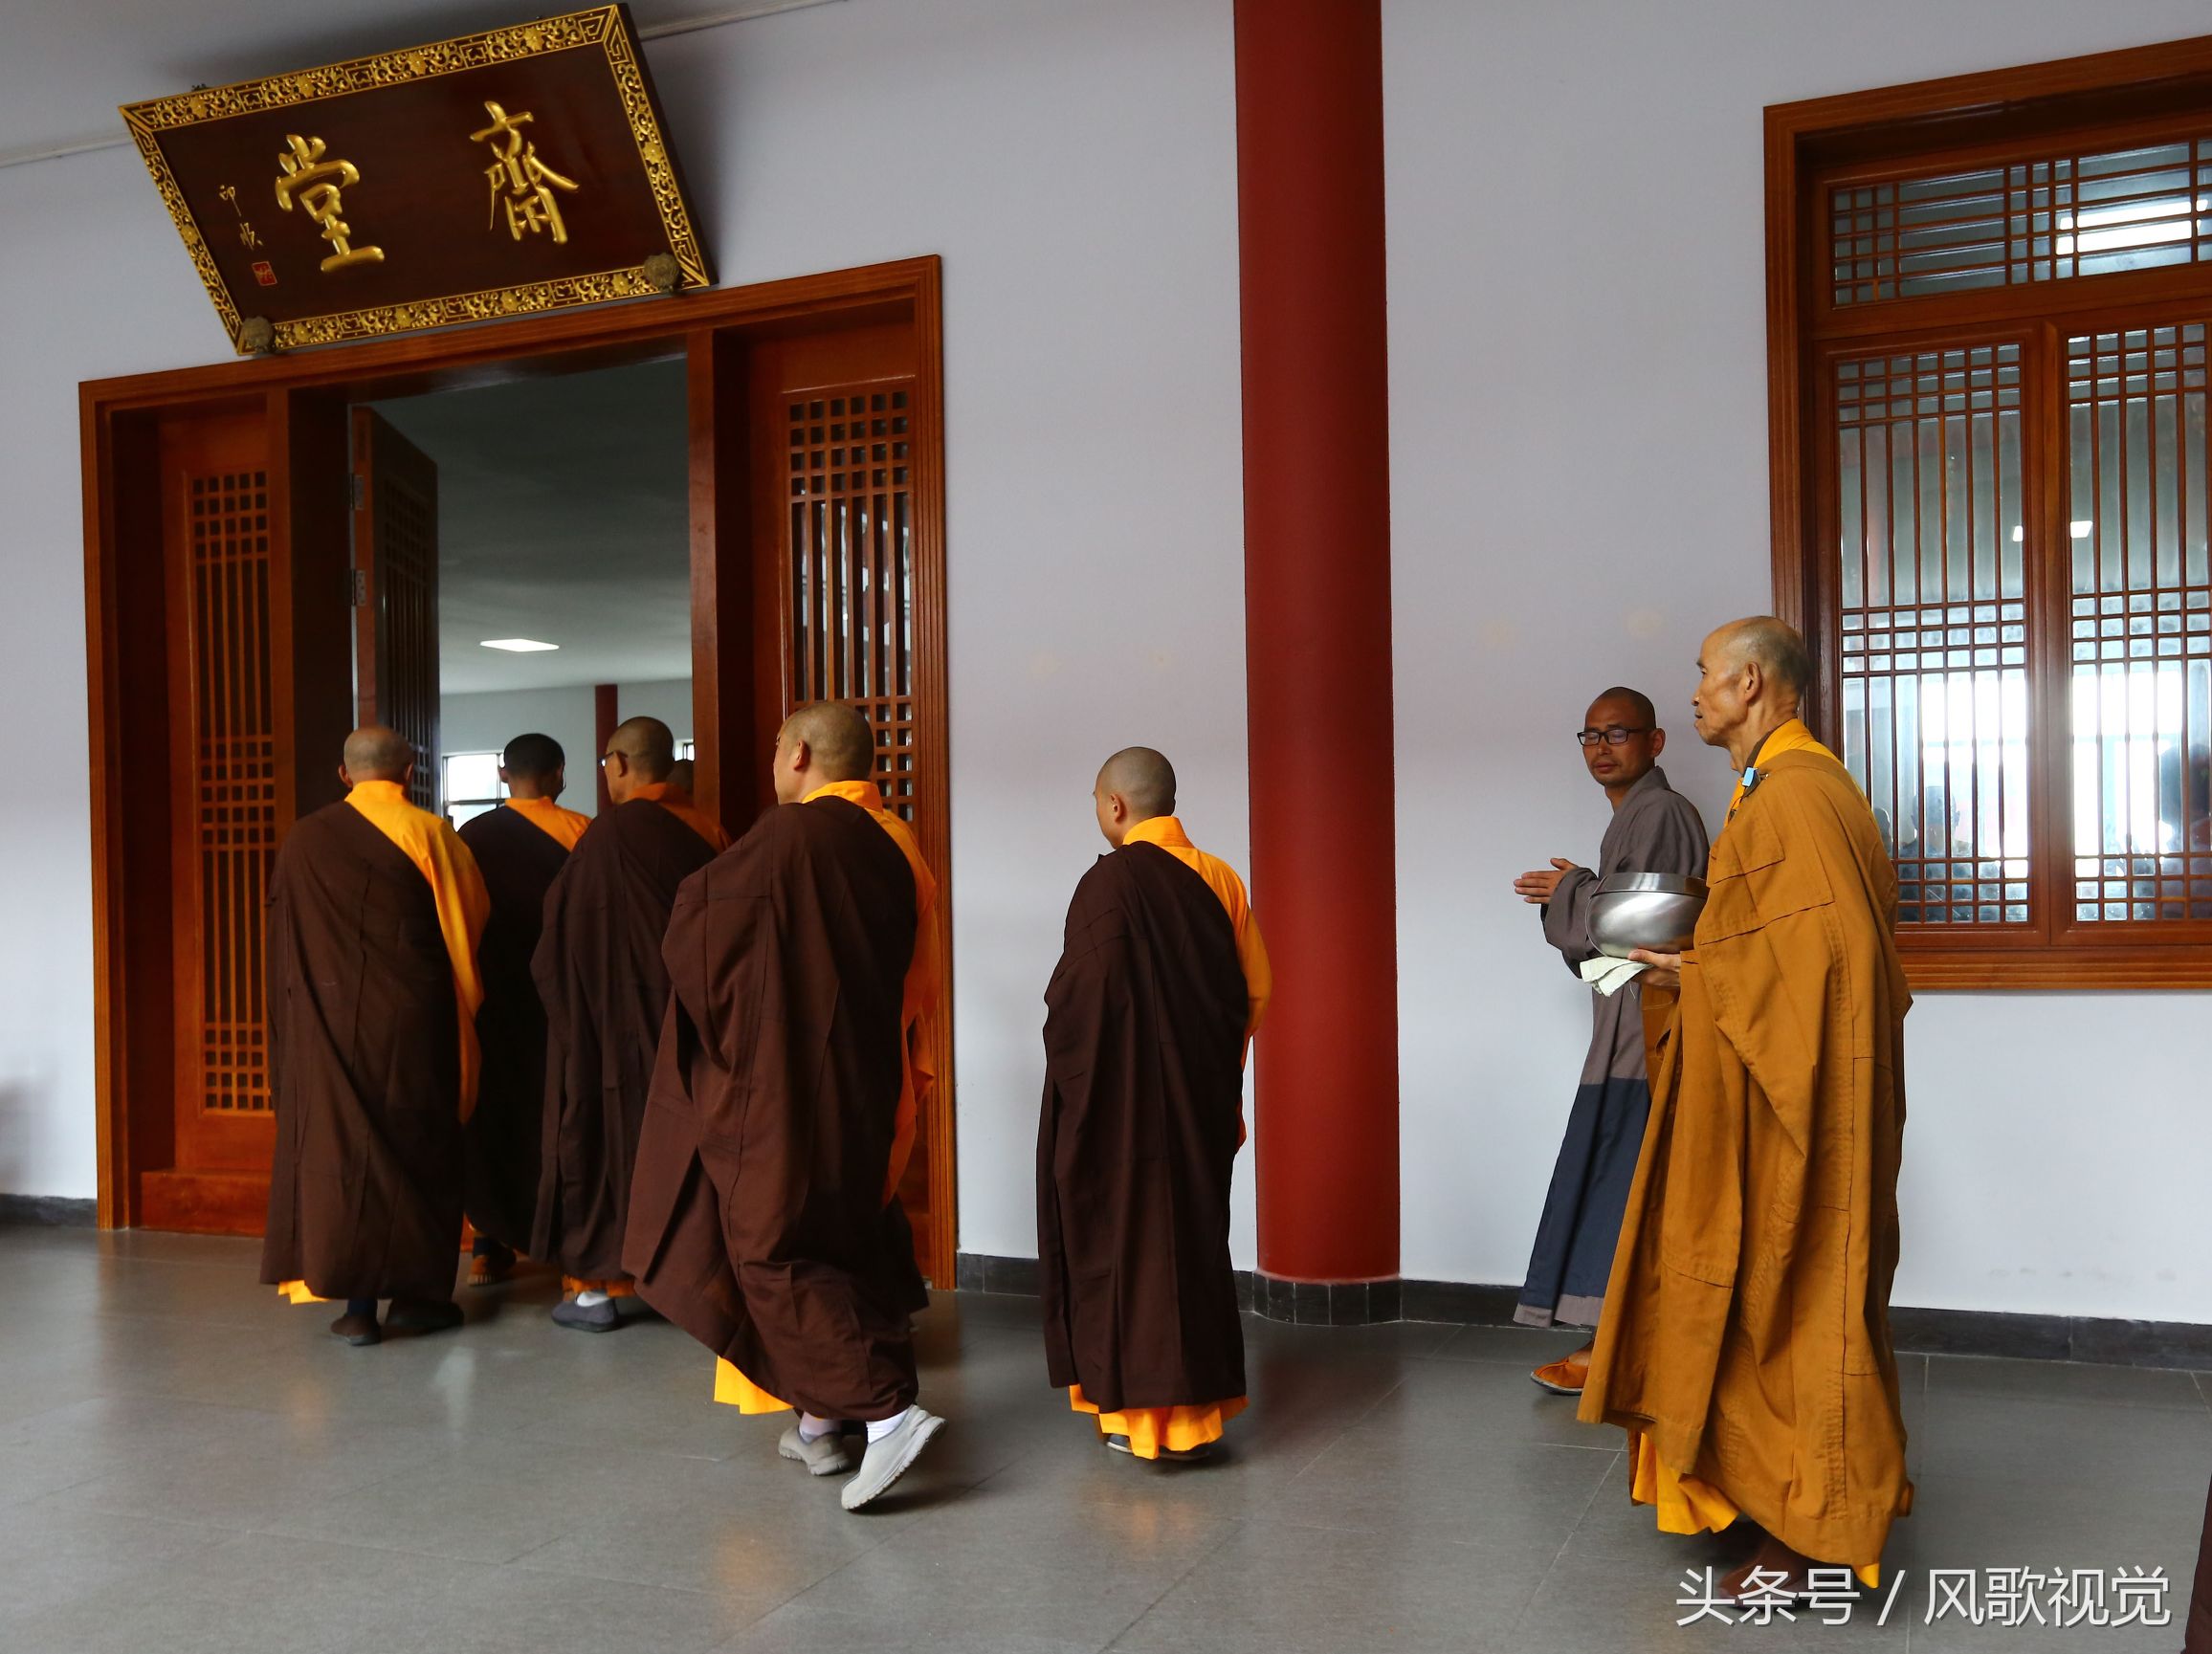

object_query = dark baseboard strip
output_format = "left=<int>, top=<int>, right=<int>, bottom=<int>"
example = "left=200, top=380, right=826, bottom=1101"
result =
left=954, top=1252, right=2212, bottom=1371
left=0, top=1195, right=97, bottom=1227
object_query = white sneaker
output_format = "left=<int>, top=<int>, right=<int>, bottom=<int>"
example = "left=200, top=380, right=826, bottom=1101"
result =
left=839, top=1406, right=944, bottom=1511
left=779, top=1422, right=853, bottom=1476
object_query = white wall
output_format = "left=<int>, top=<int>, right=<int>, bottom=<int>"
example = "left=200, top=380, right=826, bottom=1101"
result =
left=645, top=0, right=1252, bottom=1261
left=0, top=0, right=1255, bottom=1265
left=1384, top=0, right=2212, bottom=1323
left=439, top=678, right=696, bottom=821
left=0, top=140, right=212, bottom=1203
left=440, top=687, right=597, bottom=815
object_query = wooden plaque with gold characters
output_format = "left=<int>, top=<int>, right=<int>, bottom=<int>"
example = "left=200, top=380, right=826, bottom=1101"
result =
left=121, top=5, right=713, bottom=355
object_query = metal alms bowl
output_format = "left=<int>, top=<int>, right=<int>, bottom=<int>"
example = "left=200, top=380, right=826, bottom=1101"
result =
left=1589, top=871, right=1709, bottom=959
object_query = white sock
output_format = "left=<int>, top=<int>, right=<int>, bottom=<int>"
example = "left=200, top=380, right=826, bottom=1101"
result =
left=865, top=1406, right=913, bottom=1444
left=574, top=1289, right=610, bottom=1308
left=798, top=1412, right=838, bottom=1443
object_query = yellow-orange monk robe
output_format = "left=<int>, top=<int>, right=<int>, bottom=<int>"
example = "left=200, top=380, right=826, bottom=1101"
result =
left=1726, top=716, right=1829, bottom=819
left=1057, top=813, right=1268, bottom=1459
left=635, top=780, right=731, bottom=852
left=1580, top=734, right=1912, bottom=1577
left=504, top=793, right=590, bottom=851
left=277, top=779, right=490, bottom=1305
left=711, top=778, right=941, bottom=1413
left=344, top=780, right=492, bottom=1110
left=1070, top=1386, right=1249, bottom=1458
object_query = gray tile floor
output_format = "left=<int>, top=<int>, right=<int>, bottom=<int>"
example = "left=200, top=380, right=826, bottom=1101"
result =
left=0, top=1224, right=2204, bottom=1653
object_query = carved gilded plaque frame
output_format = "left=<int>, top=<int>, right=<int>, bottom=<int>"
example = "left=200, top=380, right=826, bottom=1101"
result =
left=122, top=5, right=713, bottom=355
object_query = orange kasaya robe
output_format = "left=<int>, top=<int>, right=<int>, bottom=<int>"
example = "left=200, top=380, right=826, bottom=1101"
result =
left=1580, top=729, right=1912, bottom=1584
left=635, top=780, right=731, bottom=853
left=278, top=779, right=491, bottom=1307
left=714, top=778, right=943, bottom=1414
left=504, top=793, right=590, bottom=852
left=1061, top=813, right=1271, bottom=1459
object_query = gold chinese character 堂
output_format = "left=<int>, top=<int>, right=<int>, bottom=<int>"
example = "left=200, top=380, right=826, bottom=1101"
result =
left=471, top=100, right=579, bottom=244
left=274, top=134, right=384, bottom=273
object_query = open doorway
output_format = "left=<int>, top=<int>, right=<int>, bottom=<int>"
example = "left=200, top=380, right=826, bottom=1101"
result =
left=363, top=358, right=695, bottom=827
left=81, top=260, right=957, bottom=1285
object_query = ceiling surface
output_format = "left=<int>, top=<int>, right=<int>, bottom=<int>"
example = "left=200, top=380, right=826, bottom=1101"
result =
left=372, top=356, right=693, bottom=695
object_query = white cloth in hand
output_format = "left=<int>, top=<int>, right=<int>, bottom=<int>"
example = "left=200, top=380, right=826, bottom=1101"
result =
left=1578, top=955, right=1648, bottom=998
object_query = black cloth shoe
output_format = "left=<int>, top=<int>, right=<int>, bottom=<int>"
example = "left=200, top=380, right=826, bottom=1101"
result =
left=329, top=1312, right=382, bottom=1346
left=384, top=1298, right=464, bottom=1334
left=551, top=1296, right=620, bottom=1333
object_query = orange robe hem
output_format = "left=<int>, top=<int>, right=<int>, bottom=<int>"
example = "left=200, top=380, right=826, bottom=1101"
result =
left=1626, top=1430, right=1883, bottom=1588
left=1068, top=1385, right=1248, bottom=1459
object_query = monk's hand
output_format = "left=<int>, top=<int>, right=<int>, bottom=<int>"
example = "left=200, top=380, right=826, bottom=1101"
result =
left=1513, top=858, right=1580, bottom=904
left=1627, top=947, right=1682, bottom=991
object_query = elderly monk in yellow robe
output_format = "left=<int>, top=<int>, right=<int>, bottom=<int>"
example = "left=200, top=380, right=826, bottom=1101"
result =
left=263, top=726, right=490, bottom=1346
left=1579, top=616, right=1911, bottom=1600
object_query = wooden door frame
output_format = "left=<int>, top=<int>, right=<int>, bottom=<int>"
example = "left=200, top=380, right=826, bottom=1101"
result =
left=81, top=257, right=954, bottom=1277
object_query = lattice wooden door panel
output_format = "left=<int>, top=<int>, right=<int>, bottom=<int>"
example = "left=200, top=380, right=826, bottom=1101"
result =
left=163, top=417, right=281, bottom=1172
left=352, top=409, right=440, bottom=810
left=785, top=386, right=918, bottom=819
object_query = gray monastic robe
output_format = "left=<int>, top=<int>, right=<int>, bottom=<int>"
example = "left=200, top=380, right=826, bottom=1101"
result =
left=1515, top=765, right=1708, bottom=1329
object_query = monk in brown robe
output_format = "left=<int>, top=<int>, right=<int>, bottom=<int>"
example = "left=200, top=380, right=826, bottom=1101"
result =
left=455, top=733, right=587, bottom=1286
left=1580, top=616, right=1912, bottom=1599
left=627, top=702, right=945, bottom=1512
left=532, top=715, right=726, bottom=1332
left=1038, top=747, right=1270, bottom=1462
left=262, top=726, right=490, bottom=1346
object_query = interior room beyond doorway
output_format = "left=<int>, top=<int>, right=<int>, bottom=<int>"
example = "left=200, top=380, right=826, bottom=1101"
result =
left=365, top=358, right=694, bottom=825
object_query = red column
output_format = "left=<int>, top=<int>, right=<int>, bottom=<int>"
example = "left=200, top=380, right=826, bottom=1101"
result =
left=1236, top=0, right=1400, bottom=1286
left=594, top=682, right=619, bottom=814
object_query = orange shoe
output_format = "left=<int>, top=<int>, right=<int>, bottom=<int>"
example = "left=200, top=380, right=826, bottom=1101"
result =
left=1530, top=1356, right=1587, bottom=1395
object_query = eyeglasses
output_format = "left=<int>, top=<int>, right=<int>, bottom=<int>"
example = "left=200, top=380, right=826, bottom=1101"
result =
left=1576, top=726, right=1651, bottom=747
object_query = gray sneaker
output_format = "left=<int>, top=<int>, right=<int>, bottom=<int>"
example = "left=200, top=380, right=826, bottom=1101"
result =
left=779, top=1422, right=853, bottom=1476
left=839, top=1406, right=944, bottom=1511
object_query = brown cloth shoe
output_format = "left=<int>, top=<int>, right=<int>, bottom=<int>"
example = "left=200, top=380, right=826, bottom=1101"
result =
left=328, top=1312, right=381, bottom=1347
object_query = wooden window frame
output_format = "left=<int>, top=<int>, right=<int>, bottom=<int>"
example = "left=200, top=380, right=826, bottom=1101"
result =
left=1767, top=36, right=2212, bottom=989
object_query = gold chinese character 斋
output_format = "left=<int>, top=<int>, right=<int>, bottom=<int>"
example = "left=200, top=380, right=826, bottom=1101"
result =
left=274, top=134, right=384, bottom=273
left=216, top=184, right=262, bottom=251
left=471, top=100, right=579, bottom=244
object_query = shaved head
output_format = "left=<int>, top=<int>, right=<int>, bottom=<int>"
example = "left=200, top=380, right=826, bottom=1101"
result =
left=501, top=732, right=564, bottom=781
left=1712, top=616, right=1813, bottom=700
left=1097, top=747, right=1177, bottom=822
left=342, top=725, right=413, bottom=783
left=1692, top=614, right=1815, bottom=762
left=779, top=702, right=875, bottom=783
left=1589, top=686, right=1657, bottom=729
left=606, top=716, right=675, bottom=783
